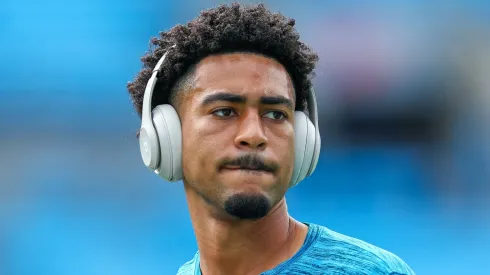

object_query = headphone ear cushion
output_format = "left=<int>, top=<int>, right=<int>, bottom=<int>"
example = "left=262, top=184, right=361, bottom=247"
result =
left=308, top=122, right=321, bottom=176
left=151, top=104, right=183, bottom=182
left=290, top=111, right=316, bottom=186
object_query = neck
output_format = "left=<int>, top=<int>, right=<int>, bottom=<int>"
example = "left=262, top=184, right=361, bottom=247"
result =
left=184, top=184, right=308, bottom=275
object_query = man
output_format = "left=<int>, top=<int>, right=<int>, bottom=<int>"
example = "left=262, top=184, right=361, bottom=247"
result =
left=127, top=3, right=415, bottom=275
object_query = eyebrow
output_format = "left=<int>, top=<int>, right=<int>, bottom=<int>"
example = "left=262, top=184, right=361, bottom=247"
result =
left=201, top=92, right=294, bottom=110
left=260, top=96, right=294, bottom=110
left=201, top=92, right=246, bottom=106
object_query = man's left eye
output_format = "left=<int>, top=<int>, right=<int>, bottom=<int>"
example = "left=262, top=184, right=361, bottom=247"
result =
left=263, top=111, right=287, bottom=120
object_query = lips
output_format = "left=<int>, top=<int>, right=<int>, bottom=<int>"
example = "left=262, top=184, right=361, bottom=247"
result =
left=222, top=166, right=272, bottom=173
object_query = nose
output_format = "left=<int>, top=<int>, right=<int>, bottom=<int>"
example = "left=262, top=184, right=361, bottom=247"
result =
left=234, top=111, right=268, bottom=151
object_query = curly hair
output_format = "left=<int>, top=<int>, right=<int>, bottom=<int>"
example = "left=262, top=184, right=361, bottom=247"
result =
left=127, top=3, right=319, bottom=117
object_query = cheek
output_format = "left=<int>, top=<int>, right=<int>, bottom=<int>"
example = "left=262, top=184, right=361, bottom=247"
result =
left=182, top=122, right=203, bottom=175
left=181, top=117, right=224, bottom=177
left=273, top=124, right=295, bottom=158
left=284, top=136, right=296, bottom=173
left=279, top=128, right=296, bottom=175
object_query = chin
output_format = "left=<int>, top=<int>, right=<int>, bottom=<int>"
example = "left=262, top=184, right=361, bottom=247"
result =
left=223, top=192, right=272, bottom=220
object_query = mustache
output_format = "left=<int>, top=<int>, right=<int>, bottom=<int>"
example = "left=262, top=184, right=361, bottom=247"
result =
left=219, top=154, right=278, bottom=173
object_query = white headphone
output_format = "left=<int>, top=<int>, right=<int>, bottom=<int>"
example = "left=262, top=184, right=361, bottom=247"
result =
left=139, top=47, right=321, bottom=186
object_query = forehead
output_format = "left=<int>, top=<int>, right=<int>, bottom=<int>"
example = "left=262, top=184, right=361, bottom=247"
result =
left=192, top=53, right=294, bottom=99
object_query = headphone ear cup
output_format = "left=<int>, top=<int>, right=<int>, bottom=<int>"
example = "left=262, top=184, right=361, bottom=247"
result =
left=290, top=111, right=316, bottom=186
left=151, top=104, right=183, bottom=182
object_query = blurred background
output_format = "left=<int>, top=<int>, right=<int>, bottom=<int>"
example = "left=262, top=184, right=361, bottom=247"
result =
left=1, top=0, right=489, bottom=274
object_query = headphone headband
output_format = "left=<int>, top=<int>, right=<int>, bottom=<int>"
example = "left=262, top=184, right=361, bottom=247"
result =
left=142, top=45, right=176, bottom=125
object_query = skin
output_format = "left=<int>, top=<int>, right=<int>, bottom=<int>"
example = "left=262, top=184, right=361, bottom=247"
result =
left=176, top=53, right=309, bottom=275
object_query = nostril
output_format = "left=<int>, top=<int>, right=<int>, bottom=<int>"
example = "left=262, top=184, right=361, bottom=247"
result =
left=240, top=141, right=249, bottom=146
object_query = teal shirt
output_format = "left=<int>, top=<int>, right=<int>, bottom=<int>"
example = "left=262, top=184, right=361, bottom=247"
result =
left=176, top=223, right=415, bottom=275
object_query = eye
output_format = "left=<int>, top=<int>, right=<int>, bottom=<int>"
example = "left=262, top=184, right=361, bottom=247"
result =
left=212, top=108, right=237, bottom=117
left=263, top=111, right=287, bottom=120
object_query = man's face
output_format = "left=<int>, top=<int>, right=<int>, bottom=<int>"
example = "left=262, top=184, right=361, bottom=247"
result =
left=178, top=53, right=296, bottom=220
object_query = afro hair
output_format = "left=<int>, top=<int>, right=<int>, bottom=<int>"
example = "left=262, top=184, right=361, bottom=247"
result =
left=127, top=3, right=319, bottom=117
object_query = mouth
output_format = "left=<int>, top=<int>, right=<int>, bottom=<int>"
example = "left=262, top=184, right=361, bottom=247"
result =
left=222, top=166, right=273, bottom=174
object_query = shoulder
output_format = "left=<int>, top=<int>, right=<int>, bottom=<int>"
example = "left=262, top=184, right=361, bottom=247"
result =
left=305, top=224, right=415, bottom=275
left=176, top=252, right=199, bottom=275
